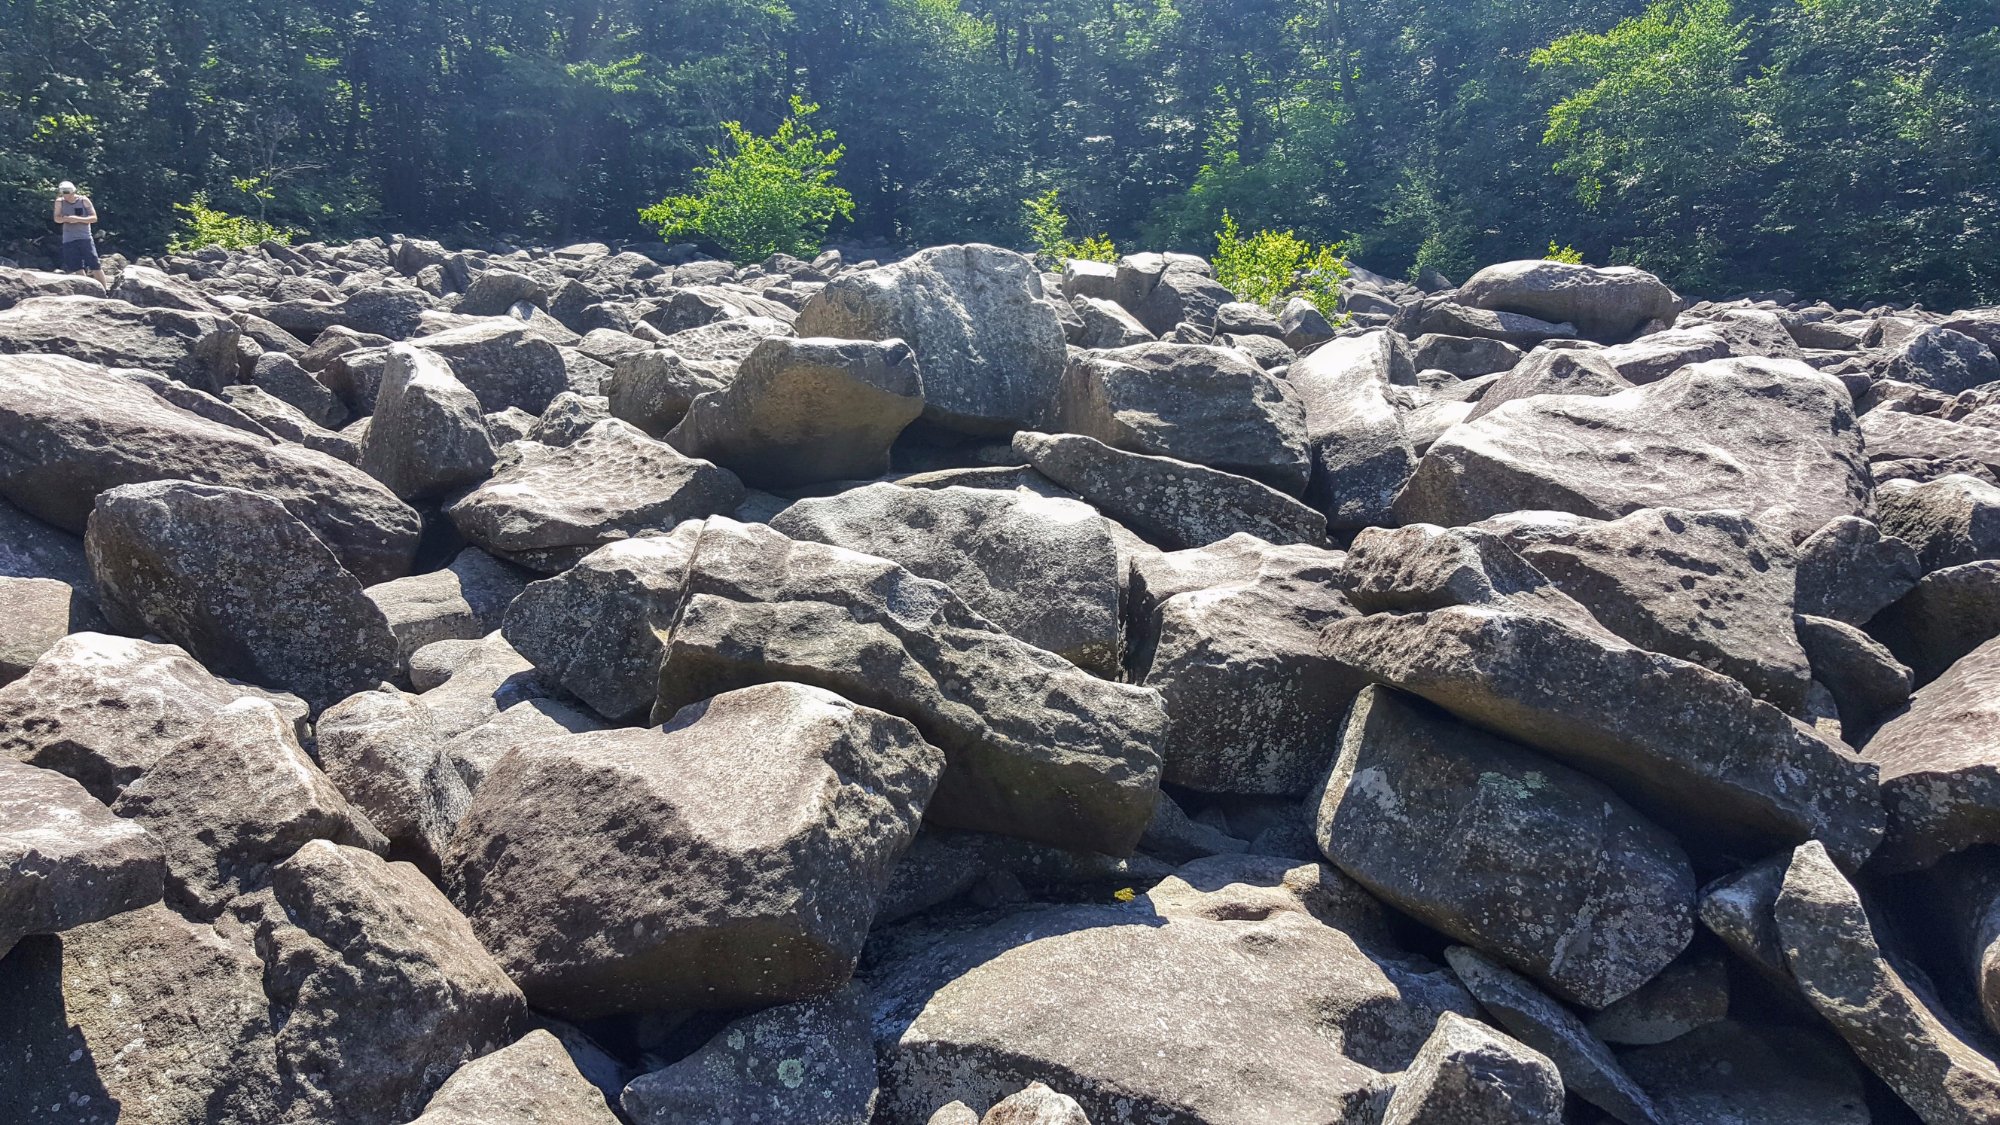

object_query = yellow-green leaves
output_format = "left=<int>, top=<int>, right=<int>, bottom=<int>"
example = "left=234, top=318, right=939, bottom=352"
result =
left=1212, top=211, right=1350, bottom=318
left=639, top=97, right=855, bottom=262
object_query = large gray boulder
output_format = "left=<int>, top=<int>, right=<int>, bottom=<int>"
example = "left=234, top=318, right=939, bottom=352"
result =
left=0, top=575, right=86, bottom=685
left=446, top=419, right=743, bottom=573
left=1285, top=329, right=1419, bottom=530
left=773, top=483, right=1123, bottom=676
left=1052, top=342, right=1310, bottom=494
left=796, top=244, right=1067, bottom=434
left=1456, top=261, right=1680, bottom=342
left=1859, top=633, right=2000, bottom=871
left=666, top=335, right=923, bottom=488
left=0, top=294, right=239, bottom=393
left=0, top=352, right=420, bottom=584
left=1380, top=1012, right=1564, bottom=1125
left=1859, top=410, right=2000, bottom=476
left=1315, top=686, right=1695, bottom=1008
left=0, top=265, right=102, bottom=308
left=410, top=321, right=570, bottom=413
left=621, top=986, right=878, bottom=1124
left=85, top=480, right=400, bottom=711
left=455, top=268, right=549, bottom=316
left=603, top=347, right=732, bottom=435
left=1463, top=347, right=1630, bottom=422
left=1011, top=431, right=1325, bottom=550
left=1875, top=473, right=2000, bottom=572
left=253, top=284, right=432, bottom=339
left=1396, top=358, right=1873, bottom=541
left=363, top=547, right=529, bottom=668
left=407, top=1030, right=621, bottom=1125
left=502, top=534, right=699, bottom=721
left=0, top=757, right=164, bottom=958
left=647, top=519, right=1167, bottom=855
left=1884, top=325, right=2000, bottom=395
left=1617, top=1020, right=1871, bottom=1125
left=1793, top=515, right=1922, bottom=625
left=358, top=343, right=496, bottom=500
left=1869, top=559, right=2000, bottom=684
left=446, top=683, right=942, bottom=1017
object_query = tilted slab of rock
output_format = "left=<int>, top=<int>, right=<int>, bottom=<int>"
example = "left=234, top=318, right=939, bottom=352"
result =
left=0, top=575, right=87, bottom=685
left=446, top=683, right=942, bottom=1017
left=1337, top=522, right=1621, bottom=634
left=666, top=335, right=924, bottom=488
left=1394, top=358, right=1873, bottom=541
left=1861, top=410, right=2000, bottom=476
left=796, top=244, right=1067, bottom=434
left=1463, top=347, right=1630, bottom=422
left=1275, top=329, right=1417, bottom=527
left=86, top=480, right=401, bottom=711
left=0, top=494, right=94, bottom=592
left=1455, top=260, right=1681, bottom=342
left=1051, top=341, right=1311, bottom=494
left=364, top=546, right=530, bottom=668
left=1858, top=634, right=2000, bottom=871
left=604, top=347, right=732, bottom=435
left=1583, top=951, right=1730, bottom=1046
left=0, top=352, right=420, bottom=584
left=648, top=519, right=1167, bottom=855
left=867, top=861, right=1478, bottom=1125
left=1316, top=685, right=1695, bottom=1009
left=1320, top=604, right=1884, bottom=865
left=407, top=1029, right=621, bottom=1125
left=1875, top=473, right=2000, bottom=572
left=1869, top=560, right=2000, bottom=685
left=621, top=985, right=879, bottom=1125
left=1410, top=332, right=1523, bottom=378
left=1794, top=515, right=1922, bottom=625
left=0, top=757, right=164, bottom=958
left=1617, top=1019, right=1871, bottom=1125
left=1380, top=1011, right=1564, bottom=1125
left=1392, top=298, right=1579, bottom=345
left=358, top=343, right=495, bottom=500
left=1597, top=327, right=1731, bottom=384
left=773, top=482, right=1123, bottom=677
left=0, top=265, right=102, bottom=308
left=447, top=418, right=743, bottom=573
left=1011, top=430, right=1326, bottom=550
left=0, top=294, right=239, bottom=393
left=405, top=320, right=570, bottom=413
left=1798, top=613, right=1912, bottom=733
left=1774, top=840, right=2000, bottom=1124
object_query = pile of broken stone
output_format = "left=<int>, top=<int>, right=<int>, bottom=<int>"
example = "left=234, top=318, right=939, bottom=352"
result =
left=1, top=233, right=1998, bottom=1125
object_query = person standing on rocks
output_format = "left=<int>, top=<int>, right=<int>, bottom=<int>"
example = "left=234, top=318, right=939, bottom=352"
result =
left=52, top=180, right=106, bottom=286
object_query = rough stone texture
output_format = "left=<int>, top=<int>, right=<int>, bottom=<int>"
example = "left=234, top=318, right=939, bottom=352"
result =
left=1129, top=536, right=1364, bottom=794
left=1410, top=333, right=1524, bottom=378
left=315, top=685, right=471, bottom=875
left=868, top=861, right=1477, bottom=1125
left=1464, top=347, right=1631, bottom=422
left=1795, top=516, right=1923, bottom=625
left=1860, top=634, right=2000, bottom=871
left=1392, top=298, right=1580, bottom=346
left=1797, top=613, right=1912, bottom=733
left=446, top=683, right=943, bottom=1017
left=1011, top=430, right=1326, bottom=550
left=85, top=480, right=400, bottom=711
left=1336, top=522, right=1614, bottom=634
left=1618, top=1021, right=1871, bottom=1125
left=0, top=265, right=103, bottom=308
left=446, top=419, right=743, bottom=573
left=1584, top=952, right=1729, bottom=1046
left=649, top=519, right=1167, bottom=856
left=651, top=314, right=794, bottom=367
left=1316, top=685, right=1694, bottom=1008
left=1320, top=605, right=1884, bottom=866
left=1861, top=410, right=2000, bottom=476
left=1132, top=266, right=1235, bottom=337
left=1869, top=560, right=2000, bottom=684
left=1051, top=341, right=1310, bottom=494
left=621, top=986, right=879, bottom=1125
left=604, top=347, right=732, bottom=436
left=0, top=576, right=85, bottom=685
left=364, top=547, right=530, bottom=668
left=666, top=335, right=924, bottom=488
left=0, top=295, right=239, bottom=393
left=1395, top=358, right=1873, bottom=542
left=1444, top=947, right=1668, bottom=1125
left=980, top=1082, right=1092, bottom=1125
left=1456, top=261, right=1681, bottom=342
left=359, top=343, right=496, bottom=500
left=409, top=321, right=570, bottom=413
left=1775, top=840, right=2000, bottom=1125
left=773, top=483, right=1123, bottom=677
left=1876, top=474, right=2000, bottom=572
left=0, top=757, right=164, bottom=958
left=1884, top=325, right=2000, bottom=395
left=0, top=352, right=421, bottom=584
left=1379, top=1011, right=1565, bottom=1125
left=406, top=1029, right=621, bottom=1125
left=1072, top=294, right=1155, bottom=349
left=0, top=495, right=94, bottom=592
left=1286, top=329, right=1419, bottom=529
left=796, top=244, right=1067, bottom=434
left=456, top=268, right=549, bottom=317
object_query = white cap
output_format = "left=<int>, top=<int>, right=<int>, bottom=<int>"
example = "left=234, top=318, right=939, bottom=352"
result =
left=58, top=181, right=76, bottom=194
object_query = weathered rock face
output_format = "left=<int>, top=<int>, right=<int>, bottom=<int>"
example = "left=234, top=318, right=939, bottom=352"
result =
left=621, top=985, right=879, bottom=1124
left=1869, top=559, right=2000, bottom=684
left=1395, top=358, right=1873, bottom=541
left=666, top=335, right=924, bottom=487
left=979, top=1082, right=1093, bottom=1125
left=408, top=321, right=570, bottom=413
left=0, top=352, right=421, bottom=584
left=1051, top=342, right=1311, bottom=494
left=773, top=483, right=1124, bottom=677
left=1455, top=261, right=1681, bottom=342
left=446, top=683, right=943, bottom=1017
left=1380, top=1012, right=1565, bottom=1125
left=1463, top=347, right=1630, bottom=423
left=447, top=419, right=743, bottom=572
left=604, top=347, right=732, bottom=435
left=364, top=546, right=528, bottom=667
left=1798, top=613, right=1912, bottom=732
left=0, top=294, right=240, bottom=393
left=0, top=575, right=87, bottom=684
left=1884, top=325, right=2000, bottom=394
left=1316, top=686, right=1695, bottom=1009
left=0, top=757, right=164, bottom=957
left=1285, top=329, right=1419, bottom=528
left=1859, top=633, right=2000, bottom=871
left=1794, top=515, right=1923, bottom=625
left=85, top=480, right=400, bottom=711
left=358, top=344, right=496, bottom=500
left=867, top=861, right=1477, bottom=1125
left=1876, top=473, right=2000, bottom=572
left=796, top=244, right=1067, bottom=434
left=408, top=1029, right=622, bottom=1125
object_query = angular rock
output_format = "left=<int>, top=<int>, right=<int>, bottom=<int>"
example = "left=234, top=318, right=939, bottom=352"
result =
left=796, top=244, right=1067, bottom=434
left=651, top=313, right=794, bottom=366
left=1884, top=325, right=2000, bottom=395
left=1797, top=613, right=1912, bottom=733
left=1316, top=686, right=1694, bottom=1008
left=1860, top=634, right=2000, bottom=871
left=1876, top=474, right=2000, bottom=572
left=1287, top=329, right=1420, bottom=529
left=1774, top=840, right=2000, bottom=1124
left=1583, top=952, right=1729, bottom=1047
left=649, top=284, right=796, bottom=334
left=1337, top=522, right=1616, bottom=633
left=1456, top=261, right=1680, bottom=342
left=1279, top=296, right=1336, bottom=350
left=1463, top=347, right=1630, bottom=422
left=1861, top=410, right=2000, bottom=475
left=1696, top=855, right=1792, bottom=981
left=1618, top=1020, right=1871, bottom=1125
left=982, top=1083, right=1091, bottom=1125
left=1392, top=298, right=1579, bottom=346
left=446, top=419, right=743, bottom=573
left=1869, top=560, right=2000, bottom=684
left=773, top=483, right=1122, bottom=677
left=1685, top=308, right=1804, bottom=360
left=86, top=480, right=400, bottom=711
left=0, top=295, right=239, bottom=393
left=0, top=352, right=420, bottom=584
left=0, top=757, right=163, bottom=957
left=1597, top=327, right=1732, bottom=385
left=0, top=265, right=102, bottom=308
left=364, top=547, right=528, bottom=667
left=1396, top=358, right=1872, bottom=541
left=446, top=682, right=943, bottom=1017
left=604, top=347, right=732, bottom=435
left=1011, top=430, right=1325, bottom=550
left=1410, top=333, right=1523, bottom=378
left=412, top=321, right=570, bottom=413
left=406, top=1029, right=621, bottom=1125
left=316, top=685, right=470, bottom=875
left=526, top=390, right=610, bottom=446
left=1795, top=515, right=1923, bottom=625
left=0, top=576, right=86, bottom=685
left=621, top=986, right=878, bottom=1125
left=666, top=336, right=923, bottom=488
left=360, top=343, right=496, bottom=500
left=456, top=268, right=549, bottom=317
left=0, top=495, right=94, bottom=592
left=254, top=285, right=432, bottom=340
left=1132, top=265, right=1235, bottom=336
left=1071, top=294, right=1154, bottom=349
left=1380, top=1011, right=1564, bottom=1125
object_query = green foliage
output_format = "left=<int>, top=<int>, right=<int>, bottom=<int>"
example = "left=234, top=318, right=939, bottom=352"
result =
left=1212, top=212, right=1350, bottom=318
left=1022, top=189, right=1117, bottom=268
left=639, top=97, right=854, bottom=262
left=166, top=193, right=299, bottom=253
left=1545, top=241, right=1586, bottom=264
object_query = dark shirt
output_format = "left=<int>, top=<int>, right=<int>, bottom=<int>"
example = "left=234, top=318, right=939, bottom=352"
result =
left=58, top=196, right=95, bottom=242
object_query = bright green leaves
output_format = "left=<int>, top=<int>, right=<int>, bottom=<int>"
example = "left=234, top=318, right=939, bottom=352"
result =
left=639, top=96, right=855, bottom=262
left=1212, top=211, right=1349, bottom=318
left=1023, top=189, right=1117, bottom=268
left=167, top=192, right=300, bottom=252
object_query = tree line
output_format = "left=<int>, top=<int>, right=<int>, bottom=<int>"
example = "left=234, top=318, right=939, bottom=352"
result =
left=2, top=0, right=1995, bottom=307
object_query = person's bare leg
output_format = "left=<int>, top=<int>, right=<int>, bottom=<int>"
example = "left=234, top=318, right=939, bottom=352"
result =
left=90, top=267, right=107, bottom=286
